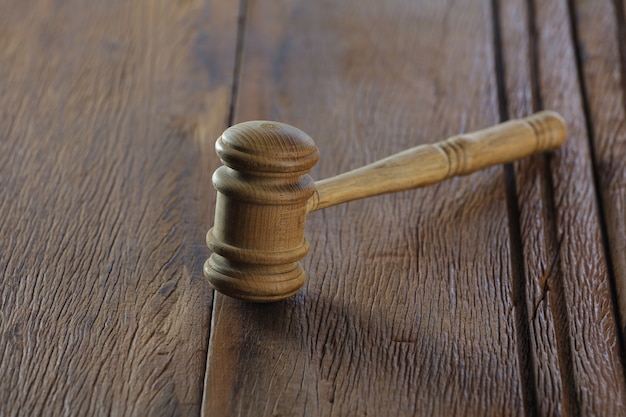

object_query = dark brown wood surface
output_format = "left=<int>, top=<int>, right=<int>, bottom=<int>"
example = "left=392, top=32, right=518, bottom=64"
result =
left=1, top=0, right=626, bottom=416
left=0, top=0, right=238, bottom=415
left=500, top=0, right=626, bottom=414
left=573, top=0, right=626, bottom=347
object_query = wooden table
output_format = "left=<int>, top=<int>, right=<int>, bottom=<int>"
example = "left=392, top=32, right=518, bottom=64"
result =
left=2, top=0, right=625, bottom=415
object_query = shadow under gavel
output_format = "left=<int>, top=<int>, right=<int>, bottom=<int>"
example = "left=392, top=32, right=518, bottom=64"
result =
left=204, top=111, right=566, bottom=302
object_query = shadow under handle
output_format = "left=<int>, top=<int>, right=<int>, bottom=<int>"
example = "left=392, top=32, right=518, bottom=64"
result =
left=307, top=110, right=566, bottom=213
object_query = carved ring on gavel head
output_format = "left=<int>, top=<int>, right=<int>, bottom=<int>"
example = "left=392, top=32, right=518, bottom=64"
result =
left=204, top=112, right=567, bottom=302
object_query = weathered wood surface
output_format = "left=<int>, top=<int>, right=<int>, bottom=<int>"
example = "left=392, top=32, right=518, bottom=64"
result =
left=0, top=0, right=238, bottom=415
left=573, top=0, right=626, bottom=348
left=204, top=0, right=626, bottom=415
left=2, top=0, right=626, bottom=416
left=205, top=0, right=556, bottom=415
left=499, top=0, right=626, bottom=414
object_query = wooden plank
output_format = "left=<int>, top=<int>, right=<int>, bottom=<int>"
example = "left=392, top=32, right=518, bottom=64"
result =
left=572, top=0, right=626, bottom=342
left=496, top=1, right=565, bottom=414
left=499, top=0, right=626, bottom=414
left=0, top=1, right=238, bottom=415
left=204, top=0, right=532, bottom=415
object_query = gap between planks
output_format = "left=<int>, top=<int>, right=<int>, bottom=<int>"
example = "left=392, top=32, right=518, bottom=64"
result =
left=490, top=0, right=539, bottom=415
left=227, top=0, right=250, bottom=127
left=202, top=0, right=250, bottom=415
left=528, top=0, right=580, bottom=413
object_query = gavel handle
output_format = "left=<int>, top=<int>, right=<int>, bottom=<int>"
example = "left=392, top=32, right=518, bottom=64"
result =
left=306, top=111, right=566, bottom=213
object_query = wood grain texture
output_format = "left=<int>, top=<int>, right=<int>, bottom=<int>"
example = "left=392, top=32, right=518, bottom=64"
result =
left=2, top=0, right=625, bottom=415
left=204, top=0, right=533, bottom=415
left=310, top=111, right=566, bottom=211
left=205, top=121, right=319, bottom=302
left=497, top=1, right=567, bottom=414
left=572, top=0, right=626, bottom=343
left=532, top=0, right=626, bottom=413
left=499, top=0, right=626, bottom=414
left=0, top=1, right=237, bottom=415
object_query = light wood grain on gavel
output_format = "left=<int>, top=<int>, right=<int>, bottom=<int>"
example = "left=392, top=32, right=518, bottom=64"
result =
left=205, top=112, right=567, bottom=302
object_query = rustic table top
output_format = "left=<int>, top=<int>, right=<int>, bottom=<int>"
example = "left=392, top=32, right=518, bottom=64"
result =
left=2, top=0, right=626, bottom=416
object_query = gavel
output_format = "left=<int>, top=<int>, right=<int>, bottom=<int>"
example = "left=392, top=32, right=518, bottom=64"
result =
left=204, top=111, right=566, bottom=302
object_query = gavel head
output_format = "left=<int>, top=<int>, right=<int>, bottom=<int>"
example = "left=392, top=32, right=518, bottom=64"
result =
left=204, top=121, right=320, bottom=302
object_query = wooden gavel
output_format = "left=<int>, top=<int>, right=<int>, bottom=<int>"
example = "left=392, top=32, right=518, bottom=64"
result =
left=204, top=111, right=566, bottom=302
